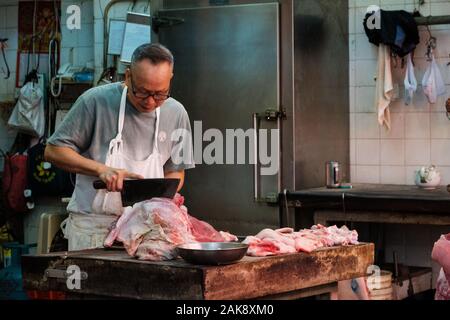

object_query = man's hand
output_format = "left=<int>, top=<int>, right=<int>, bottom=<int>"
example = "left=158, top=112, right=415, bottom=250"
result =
left=165, top=170, right=185, bottom=192
left=98, top=167, right=144, bottom=192
left=45, top=145, right=145, bottom=192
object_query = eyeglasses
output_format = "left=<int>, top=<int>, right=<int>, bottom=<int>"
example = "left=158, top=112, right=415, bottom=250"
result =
left=129, top=74, right=171, bottom=102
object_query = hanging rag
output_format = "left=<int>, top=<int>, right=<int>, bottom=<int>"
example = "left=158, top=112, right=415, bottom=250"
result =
left=404, top=53, right=417, bottom=105
left=375, top=44, right=394, bottom=130
left=363, top=10, right=419, bottom=57
left=422, top=54, right=446, bottom=104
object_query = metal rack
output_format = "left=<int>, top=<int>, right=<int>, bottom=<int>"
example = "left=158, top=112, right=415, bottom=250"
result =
left=415, top=15, right=450, bottom=26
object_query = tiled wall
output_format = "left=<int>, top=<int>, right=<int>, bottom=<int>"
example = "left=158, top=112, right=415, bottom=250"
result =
left=0, top=0, right=151, bottom=250
left=350, top=0, right=450, bottom=185
left=93, top=0, right=152, bottom=83
left=0, top=2, right=19, bottom=165
left=350, top=0, right=450, bottom=287
left=61, top=0, right=95, bottom=69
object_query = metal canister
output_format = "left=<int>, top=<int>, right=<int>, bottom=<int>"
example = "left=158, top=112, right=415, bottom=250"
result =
left=326, top=161, right=341, bottom=188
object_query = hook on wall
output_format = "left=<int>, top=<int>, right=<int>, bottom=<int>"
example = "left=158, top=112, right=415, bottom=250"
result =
left=425, top=25, right=437, bottom=61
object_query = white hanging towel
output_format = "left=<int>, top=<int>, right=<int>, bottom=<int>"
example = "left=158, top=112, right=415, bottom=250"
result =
left=375, top=44, right=394, bottom=130
left=404, top=53, right=417, bottom=105
left=422, top=54, right=446, bottom=104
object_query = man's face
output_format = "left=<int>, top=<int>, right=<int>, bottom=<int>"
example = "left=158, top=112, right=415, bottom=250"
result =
left=125, top=59, right=173, bottom=113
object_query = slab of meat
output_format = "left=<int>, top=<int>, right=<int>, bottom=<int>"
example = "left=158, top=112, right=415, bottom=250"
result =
left=243, top=224, right=359, bottom=257
left=432, top=233, right=450, bottom=300
left=104, top=194, right=237, bottom=260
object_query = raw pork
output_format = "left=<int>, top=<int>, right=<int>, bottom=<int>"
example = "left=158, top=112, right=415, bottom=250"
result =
left=243, top=224, right=359, bottom=257
left=432, top=233, right=450, bottom=300
left=104, top=194, right=237, bottom=260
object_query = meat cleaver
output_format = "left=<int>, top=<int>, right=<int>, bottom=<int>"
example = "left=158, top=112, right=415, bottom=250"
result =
left=93, top=178, right=180, bottom=206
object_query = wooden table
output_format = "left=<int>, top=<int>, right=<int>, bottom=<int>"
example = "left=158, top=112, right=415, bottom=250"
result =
left=22, top=243, right=374, bottom=300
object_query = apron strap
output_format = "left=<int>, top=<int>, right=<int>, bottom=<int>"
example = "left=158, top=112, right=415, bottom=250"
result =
left=153, top=107, right=161, bottom=153
left=117, top=85, right=127, bottom=140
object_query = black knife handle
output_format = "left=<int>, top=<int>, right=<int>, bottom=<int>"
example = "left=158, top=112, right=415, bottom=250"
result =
left=93, top=180, right=107, bottom=189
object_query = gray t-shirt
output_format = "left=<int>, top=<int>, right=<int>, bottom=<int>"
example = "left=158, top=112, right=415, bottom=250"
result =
left=48, top=82, right=195, bottom=172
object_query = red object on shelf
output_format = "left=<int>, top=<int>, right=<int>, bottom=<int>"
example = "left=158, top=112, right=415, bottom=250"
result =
left=27, top=290, right=66, bottom=300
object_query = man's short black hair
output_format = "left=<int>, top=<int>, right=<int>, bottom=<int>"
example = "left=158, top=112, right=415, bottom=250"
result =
left=131, top=43, right=174, bottom=67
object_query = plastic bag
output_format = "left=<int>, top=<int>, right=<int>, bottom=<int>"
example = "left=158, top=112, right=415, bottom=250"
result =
left=404, top=53, right=417, bottom=105
left=422, top=55, right=446, bottom=104
left=27, top=139, right=75, bottom=197
left=7, top=82, right=45, bottom=137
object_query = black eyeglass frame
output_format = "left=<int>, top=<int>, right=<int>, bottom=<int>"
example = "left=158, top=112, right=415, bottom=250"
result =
left=128, top=73, right=171, bottom=102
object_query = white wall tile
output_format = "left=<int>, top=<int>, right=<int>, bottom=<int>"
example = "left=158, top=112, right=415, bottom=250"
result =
left=4, top=28, right=18, bottom=50
left=349, top=7, right=356, bottom=34
left=437, top=166, right=450, bottom=185
left=350, top=112, right=356, bottom=139
left=432, top=30, right=450, bottom=59
left=431, top=113, right=450, bottom=138
left=355, top=0, right=380, bottom=8
left=78, top=23, right=94, bottom=47
left=356, top=60, right=377, bottom=86
left=0, top=77, right=6, bottom=94
left=349, top=34, right=356, bottom=61
left=415, top=29, right=429, bottom=59
left=94, top=18, right=104, bottom=44
left=350, top=139, right=356, bottom=165
left=430, top=1, right=450, bottom=31
left=94, top=42, right=104, bottom=68
left=350, top=86, right=355, bottom=113
left=430, top=88, right=450, bottom=113
left=356, top=139, right=380, bottom=165
left=389, top=97, right=405, bottom=113
left=381, top=112, right=404, bottom=139
left=380, top=165, right=406, bottom=185
left=354, top=165, right=380, bottom=183
left=0, top=7, right=6, bottom=29
left=5, top=5, right=17, bottom=29
left=380, top=139, right=404, bottom=165
left=355, top=86, right=376, bottom=112
left=355, top=34, right=377, bottom=60
left=6, top=72, right=16, bottom=95
left=405, top=113, right=430, bottom=139
left=349, top=61, right=356, bottom=87
left=431, top=139, right=450, bottom=166
left=405, top=166, right=419, bottom=184
left=350, top=165, right=357, bottom=182
left=5, top=49, right=16, bottom=73
left=61, top=47, right=74, bottom=65
left=61, top=26, right=78, bottom=48
left=81, top=0, right=95, bottom=24
left=380, top=0, right=403, bottom=6
left=73, top=47, right=94, bottom=68
left=405, top=140, right=431, bottom=165
left=355, top=113, right=380, bottom=139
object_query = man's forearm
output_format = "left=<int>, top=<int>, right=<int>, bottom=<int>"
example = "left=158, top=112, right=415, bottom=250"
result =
left=44, top=145, right=107, bottom=177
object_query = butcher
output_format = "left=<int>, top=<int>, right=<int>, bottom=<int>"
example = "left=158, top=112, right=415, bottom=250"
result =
left=45, top=43, right=195, bottom=251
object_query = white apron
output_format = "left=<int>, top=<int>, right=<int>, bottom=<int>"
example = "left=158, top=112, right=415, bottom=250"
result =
left=62, top=85, right=165, bottom=251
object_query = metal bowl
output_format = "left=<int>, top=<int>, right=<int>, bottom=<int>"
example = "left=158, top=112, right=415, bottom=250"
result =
left=176, top=242, right=249, bottom=265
